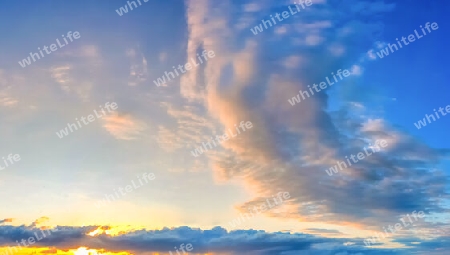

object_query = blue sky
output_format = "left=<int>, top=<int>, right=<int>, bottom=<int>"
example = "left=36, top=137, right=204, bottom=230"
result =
left=0, top=0, right=449, bottom=254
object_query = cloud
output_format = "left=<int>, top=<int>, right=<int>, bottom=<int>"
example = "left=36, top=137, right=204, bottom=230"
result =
left=306, top=228, right=342, bottom=234
left=243, top=2, right=262, bottom=12
left=305, top=34, right=325, bottom=46
left=55, top=44, right=100, bottom=59
left=49, top=64, right=92, bottom=101
left=30, top=217, right=50, bottom=228
left=159, top=52, right=167, bottom=62
left=153, top=102, right=214, bottom=172
left=50, top=65, right=72, bottom=86
left=0, top=224, right=415, bottom=254
left=0, top=93, right=18, bottom=107
left=350, top=64, right=363, bottom=75
left=0, top=70, right=19, bottom=107
left=180, top=0, right=450, bottom=240
left=80, top=45, right=100, bottom=58
left=0, top=219, right=13, bottom=225
left=126, top=47, right=148, bottom=86
left=102, top=113, right=147, bottom=140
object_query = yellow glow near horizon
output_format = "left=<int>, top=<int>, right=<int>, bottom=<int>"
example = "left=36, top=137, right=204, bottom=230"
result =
left=73, top=247, right=92, bottom=255
left=70, top=247, right=132, bottom=255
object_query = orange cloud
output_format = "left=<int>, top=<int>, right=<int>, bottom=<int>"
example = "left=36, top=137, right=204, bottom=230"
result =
left=102, top=113, right=147, bottom=140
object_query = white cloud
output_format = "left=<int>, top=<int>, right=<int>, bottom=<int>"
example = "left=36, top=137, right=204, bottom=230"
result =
left=126, top=48, right=148, bottom=86
left=350, top=65, right=363, bottom=75
left=305, top=35, right=324, bottom=46
left=367, top=49, right=377, bottom=60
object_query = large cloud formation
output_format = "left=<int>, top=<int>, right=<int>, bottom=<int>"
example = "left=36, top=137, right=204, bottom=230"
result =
left=148, top=0, right=450, bottom=243
left=0, top=224, right=434, bottom=254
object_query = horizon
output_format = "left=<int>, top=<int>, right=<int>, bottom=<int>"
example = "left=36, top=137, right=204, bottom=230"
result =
left=0, top=0, right=449, bottom=254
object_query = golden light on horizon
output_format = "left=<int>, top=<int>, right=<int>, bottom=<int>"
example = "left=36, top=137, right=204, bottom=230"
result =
left=70, top=247, right=132, bottom=255
left=72, top=246, right=109, bottom=255
left=73, top=247, right=94, bottom=255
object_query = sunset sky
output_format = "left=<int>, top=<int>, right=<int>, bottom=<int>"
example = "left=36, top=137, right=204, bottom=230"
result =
left=0, top=0, right=449, bottom=254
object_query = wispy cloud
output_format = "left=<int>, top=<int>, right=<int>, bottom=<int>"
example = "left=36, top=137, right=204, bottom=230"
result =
left=102, top=113, right=147, bottom=140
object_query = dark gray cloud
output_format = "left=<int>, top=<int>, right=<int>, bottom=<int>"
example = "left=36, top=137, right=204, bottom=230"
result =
left=0, top=224, right=418, bottom=254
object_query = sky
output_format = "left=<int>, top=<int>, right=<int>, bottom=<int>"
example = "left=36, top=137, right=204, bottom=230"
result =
left=0, top=0, right=449, bottom=254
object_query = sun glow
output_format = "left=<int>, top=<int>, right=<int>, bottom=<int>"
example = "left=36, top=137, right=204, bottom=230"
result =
left=87, top=229, right=101, bottom=236
left=87, top=226, right=116, bottom=236
left=71, top=247, right=131, bottom=255
left=85, top=225, right=145, bottom=237
left=73, top=247, right=99, bottom=255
